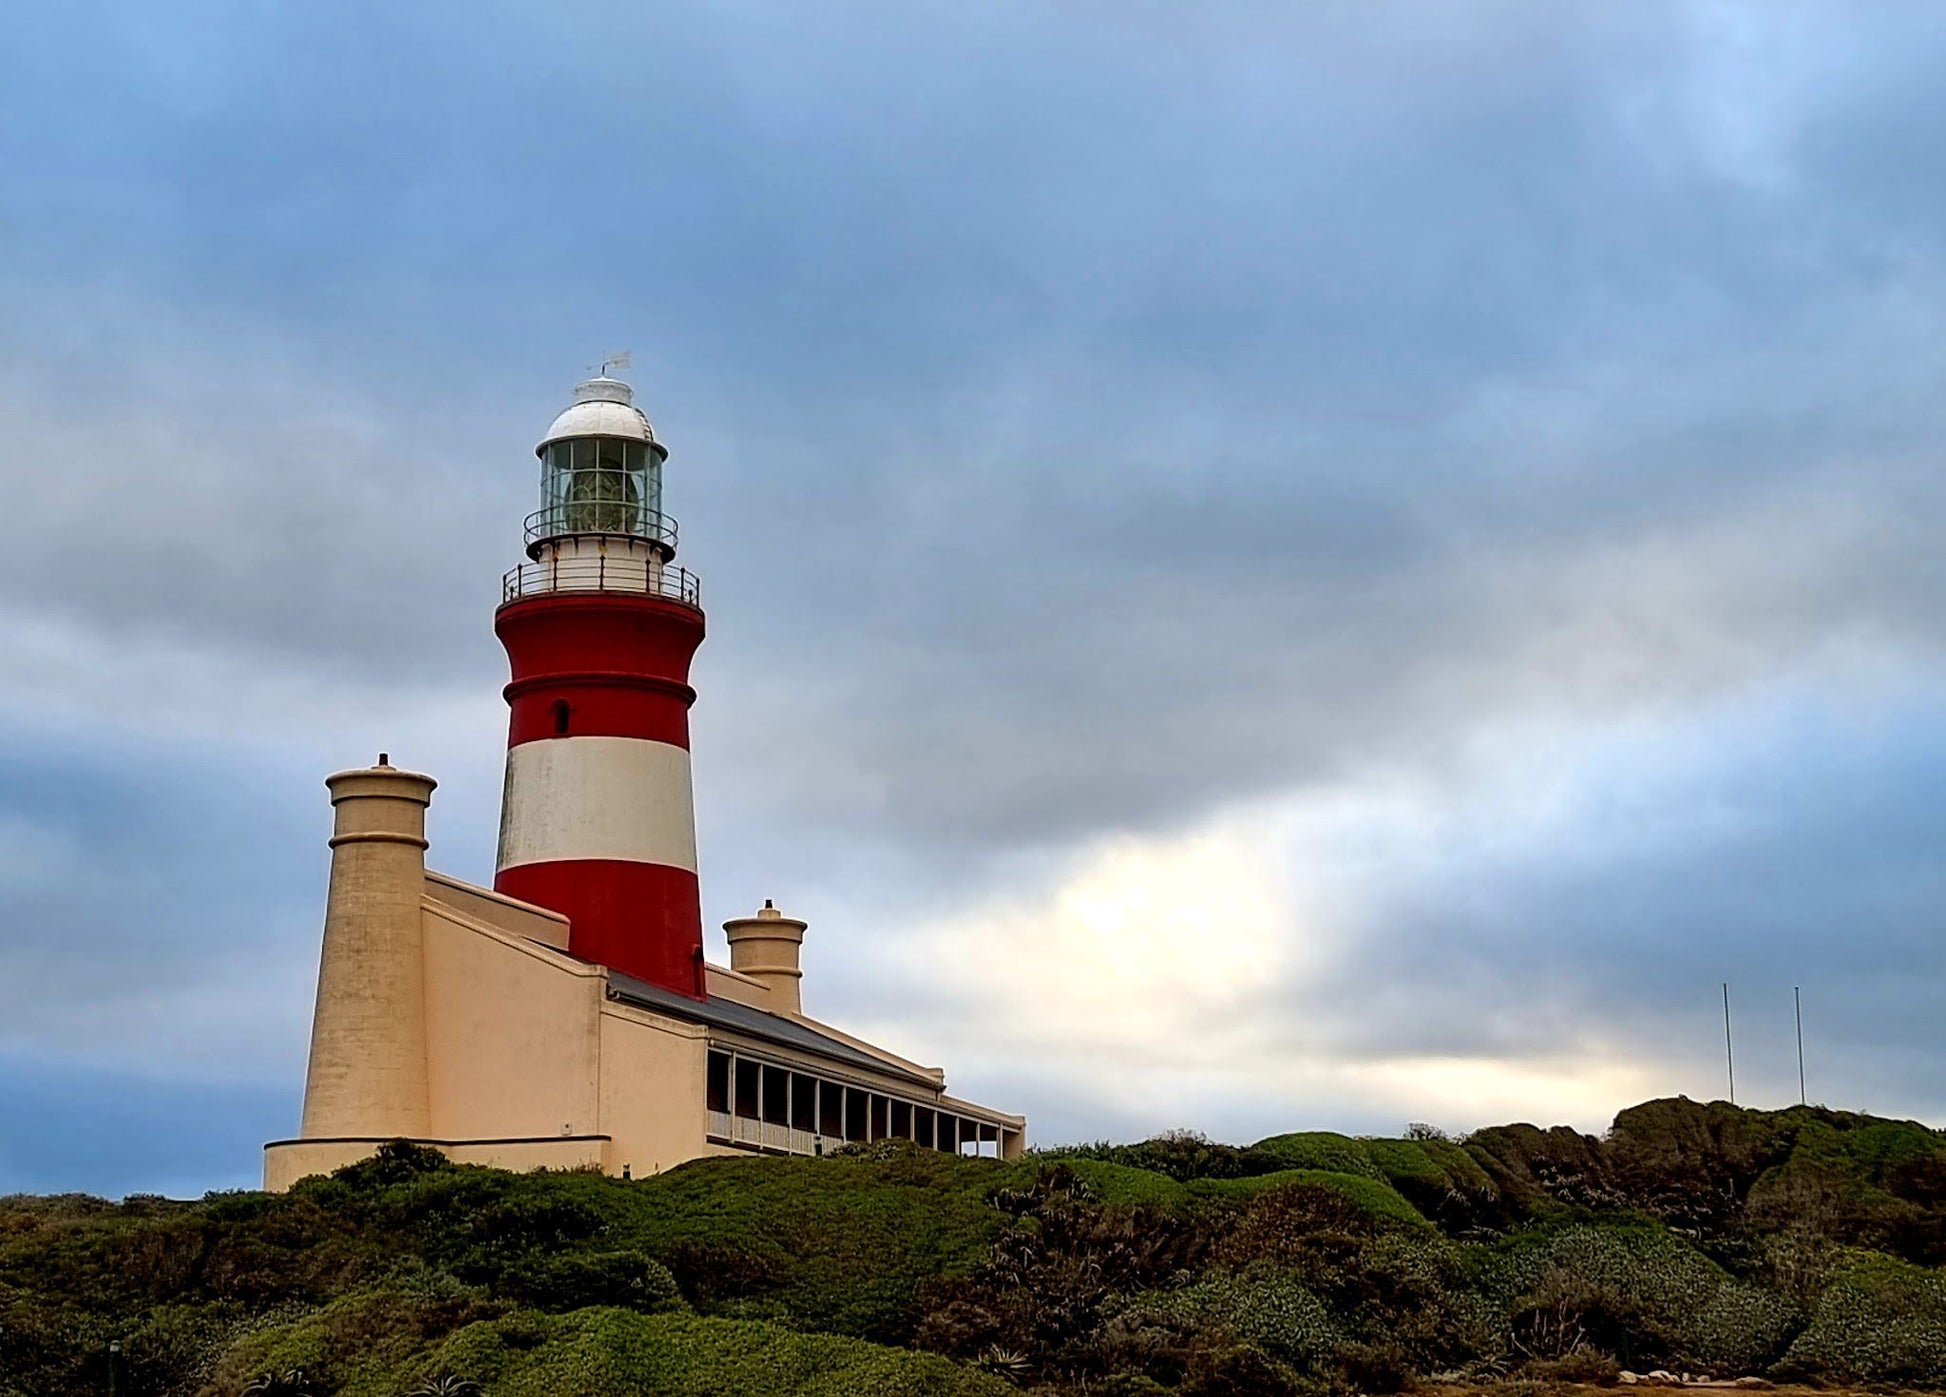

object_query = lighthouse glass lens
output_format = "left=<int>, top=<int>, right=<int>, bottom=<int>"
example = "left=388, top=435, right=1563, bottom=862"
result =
left=542, top=437, right=658, bottom=537
left=629, top=440, right=662, bottom=524
left=542, top=440, right=581, bottom=525
left=597, top=439, right=636, bottom=531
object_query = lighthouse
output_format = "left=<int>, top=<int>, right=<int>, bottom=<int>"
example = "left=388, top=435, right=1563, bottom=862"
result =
left=264, top=367, right=1025, bottom=1191
left=492, top=374, right=708, bottom=997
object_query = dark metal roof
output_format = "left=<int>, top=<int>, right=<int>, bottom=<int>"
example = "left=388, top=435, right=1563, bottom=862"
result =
left=605, top=971, right=937, bottom=1087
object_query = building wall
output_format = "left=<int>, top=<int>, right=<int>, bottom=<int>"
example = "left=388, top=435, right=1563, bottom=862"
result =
left=269, top=862, right=1024, bottom=1189
left=425, top=870, right=569, bottom=950
left=704, top=960, right=775, bottom=1008
left=421, top=895, right=605, bottom=1141
left=595, top=1001, right=719, bottom=1177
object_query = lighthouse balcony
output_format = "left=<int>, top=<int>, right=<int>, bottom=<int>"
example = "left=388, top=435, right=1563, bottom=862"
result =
left=524, top=503, right=679, bottom=558
left=501, top=556, right=702, bottom=608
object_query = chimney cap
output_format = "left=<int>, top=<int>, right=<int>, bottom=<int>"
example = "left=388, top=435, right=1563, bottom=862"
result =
left=723, top=900, right=807, bottom=934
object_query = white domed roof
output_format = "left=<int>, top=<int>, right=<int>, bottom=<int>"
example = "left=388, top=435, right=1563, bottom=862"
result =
left=536, top=376, right=664, bottom=456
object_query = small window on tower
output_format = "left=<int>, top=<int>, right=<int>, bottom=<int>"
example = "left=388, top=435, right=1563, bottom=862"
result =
left=552, top=700, right=571, bottom=735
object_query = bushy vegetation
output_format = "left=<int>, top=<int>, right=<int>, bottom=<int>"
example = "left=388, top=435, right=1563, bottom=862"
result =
left=3, top=1099, right=1945, bottom=1394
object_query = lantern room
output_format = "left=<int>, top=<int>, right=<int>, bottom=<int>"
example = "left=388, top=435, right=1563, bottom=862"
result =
left=527, top=376, right=674, bottom=560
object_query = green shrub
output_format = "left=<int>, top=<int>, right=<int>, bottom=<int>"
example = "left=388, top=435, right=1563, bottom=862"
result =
left=6, top=1099, right=1946, bottom=1395
left=120, top=1300, right=243, bottom=1395
left=915, top=1164, right=1222, bottom=1385
left=1463, top=1122, right=1619, bottom=1215
left=1191, top=1169, right=1428, bottom=1230
left=1180, top=1340, right=1299, bottom=1396
left=403, top=1308, right=1012, bottom=1396
left=1777, top=1253, right=1946, bottom=1385
left=1136, top=1274, right=1337, bottom=1369
left=495, top=1251, right=681, bottom=1314
left=1216, top=1180, right=1408, bottom=1278
left=657, top=1237, right=785, bottom=1305
left=197, top=1282, right=505, bottom=1397
left=1248, top=1133, right=1386, bottom=1180
left=612, top=1152, right=1007, bottom=1340
left=992, top=1157, right=1188, bottom=1209
left=1489, top=1223, right=1798, bottom=1373
left=1035, top=1131, right=1285, bottom=1182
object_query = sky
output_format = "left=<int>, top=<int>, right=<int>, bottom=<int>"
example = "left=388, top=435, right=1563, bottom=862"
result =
left=4, top=0, right=1946, bottom=1195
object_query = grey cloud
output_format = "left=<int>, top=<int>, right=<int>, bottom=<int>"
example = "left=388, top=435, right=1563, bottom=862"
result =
left=9, top=0, right=1946, bottom=1150
left=694, top=317, right=1946, bottom=863
left=0, top=741, right=322, bottom=1075
left=1274, top=693, right=1946, bottom=1113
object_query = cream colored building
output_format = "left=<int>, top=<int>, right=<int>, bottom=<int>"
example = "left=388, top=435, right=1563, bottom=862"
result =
left=263, top=759, right=1026, bottom=1191
left=264, top=375, right=1024, bottom=1189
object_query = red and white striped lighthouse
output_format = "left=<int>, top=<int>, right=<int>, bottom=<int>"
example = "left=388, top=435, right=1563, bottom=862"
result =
left=493, top=373, right=708, bottom=997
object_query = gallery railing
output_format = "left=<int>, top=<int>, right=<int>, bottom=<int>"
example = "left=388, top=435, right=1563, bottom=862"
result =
left=524, top=503, right=679, bottom=553
left=501, top=558, right=701, bottom=608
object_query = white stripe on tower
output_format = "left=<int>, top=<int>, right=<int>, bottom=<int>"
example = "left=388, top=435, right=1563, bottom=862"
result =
left=496, top=735, right=698, bottom=873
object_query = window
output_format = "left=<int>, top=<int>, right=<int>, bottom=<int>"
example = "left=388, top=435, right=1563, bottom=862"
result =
left=704, top=1050, right=996, bottom=1160
left=762, top=1064, right=789, bottom=1126
left=706, top=1052, right=730, bottom=1114
left=543, top=436, right=653, bottom=536
left=734, top=1059, right=760, bottom=1119
left=552, top=699, right=571, bottom=735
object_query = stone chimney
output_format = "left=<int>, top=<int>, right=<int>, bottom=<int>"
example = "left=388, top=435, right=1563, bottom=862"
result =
left=722, top=900, right=808, bottom=1015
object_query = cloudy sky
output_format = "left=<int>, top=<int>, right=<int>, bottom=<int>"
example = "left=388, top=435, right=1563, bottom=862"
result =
left=7, top=0, right=1946, bottom=1195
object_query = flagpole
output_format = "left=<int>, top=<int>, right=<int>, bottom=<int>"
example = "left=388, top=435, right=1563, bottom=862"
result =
left=1795, top=986, right=1806, bottom=1106
left=1722, top=982, right=1736, bottom=1105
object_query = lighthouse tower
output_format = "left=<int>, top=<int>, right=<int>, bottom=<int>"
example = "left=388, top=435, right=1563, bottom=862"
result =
left=493, top=374, right=708, bottom=997
left=264, top=367, right=1028, bottom=1191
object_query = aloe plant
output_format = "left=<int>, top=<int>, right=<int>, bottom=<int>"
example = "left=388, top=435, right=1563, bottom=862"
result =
left=241, top=1372, right=315, bottom=1397
left=406, top=1378, right=484, bottom=1397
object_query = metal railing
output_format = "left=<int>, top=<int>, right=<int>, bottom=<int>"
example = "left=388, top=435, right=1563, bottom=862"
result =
left=704, top=1110, right=837, bottom=1159
left=501, top=557, right=701, bottom=608
left=524, top=503, right=678, bottom=552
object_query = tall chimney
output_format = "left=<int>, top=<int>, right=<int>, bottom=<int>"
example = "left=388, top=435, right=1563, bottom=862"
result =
left=723, top=900, right=808, bottom=1015
left=298, top=759, right=437, bottom=1140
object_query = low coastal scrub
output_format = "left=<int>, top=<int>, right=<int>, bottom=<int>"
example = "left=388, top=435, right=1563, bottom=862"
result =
left=3, top=1098, right=1944, bottom=1394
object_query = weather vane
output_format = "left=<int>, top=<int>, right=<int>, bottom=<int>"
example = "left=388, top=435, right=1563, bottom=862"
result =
left=592, top=350, right=631, bottom=377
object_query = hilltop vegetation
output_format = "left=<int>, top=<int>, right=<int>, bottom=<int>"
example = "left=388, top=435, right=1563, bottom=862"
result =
left=4, top=1098, right=1946, bottom=1395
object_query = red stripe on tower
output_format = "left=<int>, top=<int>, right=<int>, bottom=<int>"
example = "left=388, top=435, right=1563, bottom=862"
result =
left=492, top=374, right=709, bottom=997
